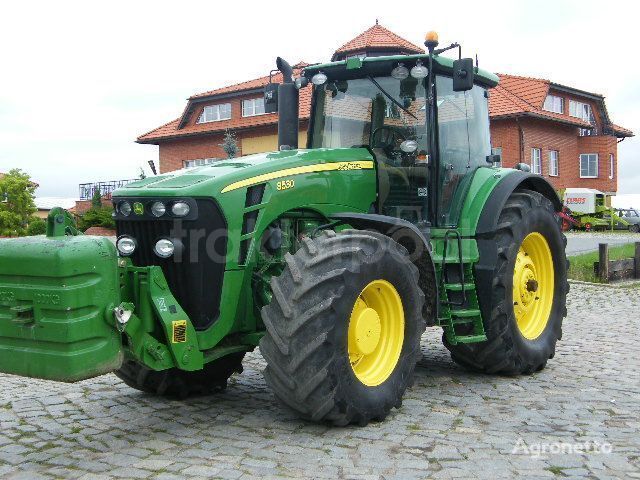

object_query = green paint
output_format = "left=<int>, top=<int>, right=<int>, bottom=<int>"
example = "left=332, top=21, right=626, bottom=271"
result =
left=0, top=233, right=122, bottom=381
left=0, top=48, right=547, bottom=382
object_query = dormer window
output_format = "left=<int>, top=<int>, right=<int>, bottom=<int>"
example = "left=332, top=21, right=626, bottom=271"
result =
left=242, top=98, right=266, bottom=117
left=569, top=100, right=593, bottom=122
left=543, top=94, right=564, bottom=114
left=197, top=103, right=231, bottom=123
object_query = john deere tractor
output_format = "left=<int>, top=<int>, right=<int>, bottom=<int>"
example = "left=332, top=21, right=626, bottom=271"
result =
left=0, top=32, right=568, bottom=426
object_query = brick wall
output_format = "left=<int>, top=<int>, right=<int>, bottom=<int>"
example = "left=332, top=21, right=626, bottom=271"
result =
left=490, top=117, right=619, bottom=193
left=158, top=122, right=309, bottom=173
left=158, top=116, right=620, bottom=194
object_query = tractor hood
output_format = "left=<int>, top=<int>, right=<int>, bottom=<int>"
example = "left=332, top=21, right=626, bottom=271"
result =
left=113, top=147, right=374, bottom=198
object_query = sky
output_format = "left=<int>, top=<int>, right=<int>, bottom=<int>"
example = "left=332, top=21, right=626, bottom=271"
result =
left=1, top=0, right=638, bottom=199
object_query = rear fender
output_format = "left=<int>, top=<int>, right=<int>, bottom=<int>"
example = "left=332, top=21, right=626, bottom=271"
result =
left=329, top=212, right=438, bottom=325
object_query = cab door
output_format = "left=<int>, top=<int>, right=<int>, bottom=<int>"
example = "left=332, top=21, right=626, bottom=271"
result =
left=436, top=76, right=491, bottom=227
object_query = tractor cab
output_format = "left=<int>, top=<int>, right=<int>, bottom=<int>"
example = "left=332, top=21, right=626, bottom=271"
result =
left=275, top=34, right=499, bottom=230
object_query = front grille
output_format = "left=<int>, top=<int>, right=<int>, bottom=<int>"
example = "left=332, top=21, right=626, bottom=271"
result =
left=115, top=198, right=227, bottom=330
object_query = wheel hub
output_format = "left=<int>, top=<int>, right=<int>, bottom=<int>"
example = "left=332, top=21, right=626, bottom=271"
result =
left=348, top=280, right=404, bottom=387
left=350, top=305, right=382, bottom=355
left=512, top=232, right=555, bottom=340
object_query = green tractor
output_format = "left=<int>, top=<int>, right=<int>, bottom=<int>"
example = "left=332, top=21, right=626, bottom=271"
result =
left=0, top=33, right=568, bottom=426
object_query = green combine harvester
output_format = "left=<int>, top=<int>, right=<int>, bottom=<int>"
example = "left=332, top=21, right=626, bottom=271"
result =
left=0, top=32, right=568, bottom=425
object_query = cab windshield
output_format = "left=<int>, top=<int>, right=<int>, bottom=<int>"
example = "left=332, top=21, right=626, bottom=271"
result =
left=309, top=72, right=492, bottom=227
left=310, top=76, right=428, bottom=154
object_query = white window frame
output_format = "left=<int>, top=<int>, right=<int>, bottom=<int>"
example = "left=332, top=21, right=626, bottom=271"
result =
left=549, top=150, right=559, bottom=177
left=569, top=100, right=593, bottom=122
left=579, top=153, right=599, bottom=178
left=242, top=98, right=266, bottom=117
left=543, top=95, right=564, bottom=114
left=183, top=158, right=218, bottom=168
left=531, top=148, right=542, bottom=175
left=609, top=154, right=614, bottom=179
left=197, top=104, right=231, bottom=123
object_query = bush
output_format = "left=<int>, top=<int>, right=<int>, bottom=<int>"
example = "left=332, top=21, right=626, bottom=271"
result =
left=78, top=206, right=115, bottom=231
left=26, top=217, right=47, bottom=236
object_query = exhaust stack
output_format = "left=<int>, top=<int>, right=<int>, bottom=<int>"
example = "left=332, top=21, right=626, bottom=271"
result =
left=276, top=57, right=299, bottom=150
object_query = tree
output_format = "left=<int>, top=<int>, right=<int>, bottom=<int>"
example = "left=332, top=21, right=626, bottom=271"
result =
left=0, top=169, right=37, bottom=237
left=91, top=189, right=103, bottom=209
left=221, top=130, right=238, bottom=159
left=27, top=217, right=46, bottom=236
left=77, top=206, right=115, bottom=231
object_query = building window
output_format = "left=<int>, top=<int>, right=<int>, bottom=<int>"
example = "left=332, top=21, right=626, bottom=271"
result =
left=346, top=53, right=366, bottom=60
left=183, top=158, right=218, bottom=168
left=492, top=147, right=503, bottom=167
left=549, top=150, right=559, bottom=177
left=609, top=154, right=614, bottom=179
left=531, top=148, right=542, bottom=174
left=569, top=100, right=593, bottom=122
left=579, top=128, right=596, bottom=137
left=385, top=104, right=400, bottom=118
left=242, top=98, right=266, bottom=117
left=197, top=104, right=231, bottom=123
left=579, top=153, right=598, bottom=178
left=543, top=95, right=564, bottom=114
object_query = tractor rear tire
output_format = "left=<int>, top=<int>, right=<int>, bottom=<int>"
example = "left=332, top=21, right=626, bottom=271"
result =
left=259, top=230, right=425, bottom=426
left=444, top=189, right=568, bottom=375
left=115, top=353, right=245, bottom=398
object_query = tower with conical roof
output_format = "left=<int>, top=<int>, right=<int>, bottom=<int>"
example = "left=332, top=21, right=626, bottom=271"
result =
left=331, top=22, right=424, bottom=61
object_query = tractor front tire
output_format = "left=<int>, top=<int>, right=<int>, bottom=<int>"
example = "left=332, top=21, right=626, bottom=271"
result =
left=115, top=353, right=245, bottom=398
left=445, top=189, right=568, bottom=375
left=259, top=230, right=425, bottom=426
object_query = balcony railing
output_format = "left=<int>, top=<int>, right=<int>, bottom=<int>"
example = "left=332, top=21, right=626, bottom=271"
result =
left=79, top=179, right=138, bottom=201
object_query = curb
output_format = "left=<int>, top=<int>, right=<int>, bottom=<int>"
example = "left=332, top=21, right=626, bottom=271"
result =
left=568, top=279, right=640, bottom=288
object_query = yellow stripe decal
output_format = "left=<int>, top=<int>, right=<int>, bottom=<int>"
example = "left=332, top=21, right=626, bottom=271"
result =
left=220, top=160, right=375, bottom=193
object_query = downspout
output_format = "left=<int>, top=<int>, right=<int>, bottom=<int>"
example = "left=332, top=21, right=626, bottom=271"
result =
left=516, top=117, right=525, bottom=163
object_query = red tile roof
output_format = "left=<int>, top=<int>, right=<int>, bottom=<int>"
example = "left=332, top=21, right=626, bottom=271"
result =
left=491, top=74, right=591, bottom=127
left=332, top=23, right=424, bottom=60
left=138, top=64, right=313, bottom=143
left=191, top=62, right=309, bottom=99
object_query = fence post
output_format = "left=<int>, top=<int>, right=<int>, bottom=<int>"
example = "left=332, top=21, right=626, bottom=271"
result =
left=598, top=243, right=609, bottom=283
left=635, top=242, right=640, bottom=280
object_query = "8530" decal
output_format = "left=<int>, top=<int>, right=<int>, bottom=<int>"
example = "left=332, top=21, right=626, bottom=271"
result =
left=276, top=179, right=295, bottom=191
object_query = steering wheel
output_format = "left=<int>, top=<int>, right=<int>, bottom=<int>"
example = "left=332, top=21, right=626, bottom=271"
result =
left=371, top=126, right=406, bottom=155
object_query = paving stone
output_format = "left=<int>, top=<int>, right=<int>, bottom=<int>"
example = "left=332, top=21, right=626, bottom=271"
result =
left=0, top=283, right=638, bottom=478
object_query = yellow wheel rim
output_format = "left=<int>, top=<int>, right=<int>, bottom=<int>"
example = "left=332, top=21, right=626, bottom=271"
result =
left=513, top=232, right=554, bottom=340
left=348, top=279, right=404, bottom=387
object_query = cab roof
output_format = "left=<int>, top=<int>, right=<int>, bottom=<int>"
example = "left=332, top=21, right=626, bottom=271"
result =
left=303, top=54, right=500, bottom=89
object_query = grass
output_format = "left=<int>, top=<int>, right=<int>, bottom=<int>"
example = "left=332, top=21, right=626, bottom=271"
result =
left=567, top=243, right=637, bottom=283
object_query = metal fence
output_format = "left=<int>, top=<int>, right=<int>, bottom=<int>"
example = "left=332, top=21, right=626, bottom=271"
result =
left=78, top=179, right=138, bottom=200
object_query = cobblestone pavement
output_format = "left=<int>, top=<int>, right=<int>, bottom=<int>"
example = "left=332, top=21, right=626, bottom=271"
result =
left=1, top=283, right=639, bottom=479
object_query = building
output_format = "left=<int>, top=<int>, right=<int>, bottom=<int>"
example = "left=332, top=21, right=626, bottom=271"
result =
left=490, top=75, right=632, bottom=194
left=137, top=24, right=633, bottom=195
left=34, top=197, right=77, bottom=219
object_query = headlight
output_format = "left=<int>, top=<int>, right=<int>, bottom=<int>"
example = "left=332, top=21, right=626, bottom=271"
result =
left=400, top=140, right=418, bottom=153
left=410, top=60, right=428, bottom=79
left=119, top=201, right=132, bottom=217
left=391, top=63, right=409, bottom=80
left=311, top=72, right=327, bottom=86
left=116, top=236, right=137, bottom=256
left=171, top=201, right=190, bottom=217
left=154, top=239, right=175, bottom=258
left=151, top=201, right=166, bottom=217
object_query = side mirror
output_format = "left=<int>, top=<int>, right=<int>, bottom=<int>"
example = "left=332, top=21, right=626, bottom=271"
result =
left=264, top=83, right=278, bottom=113
left=452, top=58, right=474, bottom=92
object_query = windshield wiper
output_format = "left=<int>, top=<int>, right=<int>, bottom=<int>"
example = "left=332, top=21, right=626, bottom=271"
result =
left=367, top=76, right=417, bottom=120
